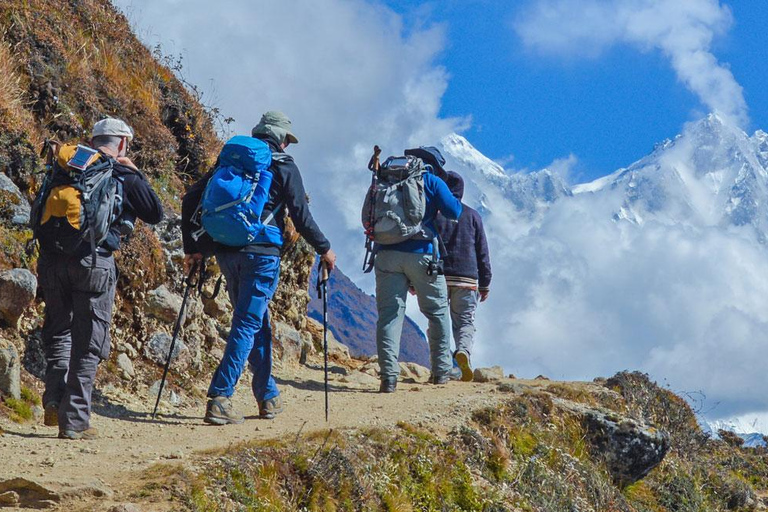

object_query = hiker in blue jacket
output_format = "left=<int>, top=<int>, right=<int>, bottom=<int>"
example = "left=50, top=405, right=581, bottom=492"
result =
left=434, top=171, right=492, bottom=382
left=181, top=111, right=336, bottom=424
left=374, top=148, right=462, bottom=393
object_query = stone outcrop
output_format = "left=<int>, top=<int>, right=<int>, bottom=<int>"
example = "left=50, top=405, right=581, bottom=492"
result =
left=0, top=172, right=29, bottom=226
left=146, top=285, right=184, bottom=324
left=473, top=366, right=504, bottom=383
left=0, top=338, right=20, bottom=399
left=556, top=398, right=670, bottom=487
left=143, top=331, right=190, bottom=370
left=0, top=269, right=36, bottom=327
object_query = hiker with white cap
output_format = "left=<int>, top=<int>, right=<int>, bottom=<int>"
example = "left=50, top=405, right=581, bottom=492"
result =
left=33, top=117, right=163, bottom=439
left=181, top=110, right=336, bottom=424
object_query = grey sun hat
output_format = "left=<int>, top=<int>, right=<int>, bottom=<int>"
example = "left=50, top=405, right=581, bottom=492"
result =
left=92, top=118, right=134, bottom=141
left=251, top=110, right=299, bottom=145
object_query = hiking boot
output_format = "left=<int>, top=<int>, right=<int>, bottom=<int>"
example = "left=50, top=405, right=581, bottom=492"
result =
left=58, top=427, right=99, bottom=440
left=258, top=395, right=284, bottom=419
left=43, top=402, right=59, bottom=427
left=432, top=374, right=450, bottom=385
left=204, top=396, right=244, bottom=425
left=448, top=366, right=463, bottom=381
left=455, top=351, right=474, bottom=382
left=379, top=377, right=397, bottom=393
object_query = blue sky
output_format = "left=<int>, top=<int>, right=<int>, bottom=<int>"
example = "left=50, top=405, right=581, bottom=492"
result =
left=384, top=0, right=768, bottom=183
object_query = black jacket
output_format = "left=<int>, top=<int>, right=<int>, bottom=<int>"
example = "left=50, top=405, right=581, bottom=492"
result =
left=101, top=162, right=164, bottom=252
left=38, top=160, right=163, bottom=256
left=434, top=172, right=492, bottom=290
left=181, top=134, right=331, bottom=256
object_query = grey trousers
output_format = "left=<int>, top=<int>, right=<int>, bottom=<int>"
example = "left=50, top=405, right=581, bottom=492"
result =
left=448, top=286, right=479, bottom=357
left=374, top=251, right=452, bottom=380
left=38, top=253, right=116, bottom=431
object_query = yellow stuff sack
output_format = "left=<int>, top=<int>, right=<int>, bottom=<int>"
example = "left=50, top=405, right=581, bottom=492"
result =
left=30, top=143, right=122, bottom=257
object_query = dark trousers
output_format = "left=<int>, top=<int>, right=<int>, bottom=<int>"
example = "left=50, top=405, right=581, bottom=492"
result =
left=38, top=252, right=116, bottom=431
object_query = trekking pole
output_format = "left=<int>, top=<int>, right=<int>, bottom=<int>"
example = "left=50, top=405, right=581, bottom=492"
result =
left=316, top=260, right=331, bottom=421
left=363, top=145, right=381, bottom=272
left=151, top=261, right=200, bottom=419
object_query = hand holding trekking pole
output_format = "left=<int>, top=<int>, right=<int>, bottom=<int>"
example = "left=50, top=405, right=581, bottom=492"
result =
left=320, top=249, right=337, bottom=272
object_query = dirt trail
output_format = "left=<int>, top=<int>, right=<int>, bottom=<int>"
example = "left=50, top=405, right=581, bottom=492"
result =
left=0, top=361, right=521, bottom=510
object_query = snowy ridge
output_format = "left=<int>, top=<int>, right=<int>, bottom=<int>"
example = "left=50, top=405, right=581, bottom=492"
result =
left=432, top=114, right=768, bottom=431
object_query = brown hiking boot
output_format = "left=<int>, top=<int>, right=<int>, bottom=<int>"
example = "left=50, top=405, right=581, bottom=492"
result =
left=204, top=396, right=245, bottom=425
left=258, top=395, right=284, bottom=419
left=43, top=402, right=58, bottom=427
left=58, top=427, right=99, bottom=440
left=455, top=351, right=474, bottom=382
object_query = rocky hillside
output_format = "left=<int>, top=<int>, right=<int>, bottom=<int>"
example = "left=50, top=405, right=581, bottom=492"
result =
left=3, top=368, right=768, bottom=511
left=161, top=372, right=768, bottom=512
left=0, top=0, right=323, bottom=424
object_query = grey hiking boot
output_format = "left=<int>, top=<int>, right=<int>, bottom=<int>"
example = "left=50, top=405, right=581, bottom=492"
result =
left=455, top=350, right=473, bottom=382
left=448, top=366, right=463, bottom=381
left=59, top=427, right=99, bottom=440
left=431, top=374, right=450, bottom=385
left=204, top=396, right=244, bottom=425
left=379, top=377, right=397, bottom=393
left=258, top=395, right=284, bottom=419
left=43, top=402, right=58, bottom=427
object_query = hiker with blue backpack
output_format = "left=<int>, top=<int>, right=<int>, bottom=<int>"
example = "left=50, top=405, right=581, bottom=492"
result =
left=181, top=111, right=336, bottom=425
left=362, top=146, right=461, bottom=393
left=32, top=118, right=163, bottom=439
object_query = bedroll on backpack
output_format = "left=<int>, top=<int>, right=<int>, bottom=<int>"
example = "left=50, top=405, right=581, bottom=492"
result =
left=201, top=136, right=283, bottom=247
left=30, top=143, right=124, bottom=261
left=361, top=155, right=428, bottom=245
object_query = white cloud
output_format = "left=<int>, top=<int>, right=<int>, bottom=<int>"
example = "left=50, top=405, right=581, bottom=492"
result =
left=514, top=0, right=748, bottom=128
left=456, top=120, right=768, bottom=423
left=114, top=0, right=465, bottom=270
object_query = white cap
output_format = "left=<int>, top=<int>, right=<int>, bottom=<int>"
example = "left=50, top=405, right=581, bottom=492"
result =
left=92, top=118, right=134, bottom=141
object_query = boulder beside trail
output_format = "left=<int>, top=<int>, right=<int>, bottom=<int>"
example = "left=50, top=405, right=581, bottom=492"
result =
left=399, top=362, right=430, bottom=383
left=0, top=172, right=30, bottom=225
left=116, top=353, right=135, bottom=380
left=305, top=317, right=351, bottom=362
left=473, top=366, right=504, bottom=383
left=143, top=331, right=191, bottom=369
left=272, top=321, right=313, bottom=367
left=556, top=398, right=670, bottom=487
left=0, top=338, right=20, bottom=399
left=145, top=285, right=183, bottom=324
left=0, top=269, right=36, bottom=327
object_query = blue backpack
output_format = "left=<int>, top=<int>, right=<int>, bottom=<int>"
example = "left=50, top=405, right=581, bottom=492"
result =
left=201, top=136, right=284, bottom=247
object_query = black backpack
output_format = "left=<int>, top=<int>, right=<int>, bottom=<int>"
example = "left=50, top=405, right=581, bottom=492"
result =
left=30, top=143, right=124, bottom=264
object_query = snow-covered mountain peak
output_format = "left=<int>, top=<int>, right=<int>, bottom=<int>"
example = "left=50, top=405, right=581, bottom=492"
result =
left=439, top=133, right=571, bottom=220
left=440, top=133, right=507, bottom=179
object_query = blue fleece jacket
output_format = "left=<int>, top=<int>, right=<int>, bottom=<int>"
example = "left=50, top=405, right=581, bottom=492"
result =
left=378, top=172, right=462, bottom=254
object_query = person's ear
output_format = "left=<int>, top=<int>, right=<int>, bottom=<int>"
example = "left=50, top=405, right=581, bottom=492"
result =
left=120, top=137, right=129, bottom=155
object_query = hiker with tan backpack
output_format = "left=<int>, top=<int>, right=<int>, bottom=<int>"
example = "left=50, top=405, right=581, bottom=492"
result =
left=30, top=118, right=163, bottom=440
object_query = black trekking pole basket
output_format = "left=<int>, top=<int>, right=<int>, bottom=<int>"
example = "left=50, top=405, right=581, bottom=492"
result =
left=151, top=261, right=201, bottom=419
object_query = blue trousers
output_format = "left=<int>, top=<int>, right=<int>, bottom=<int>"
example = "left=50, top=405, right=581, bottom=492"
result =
left=208, top=252, right=281, bottom=402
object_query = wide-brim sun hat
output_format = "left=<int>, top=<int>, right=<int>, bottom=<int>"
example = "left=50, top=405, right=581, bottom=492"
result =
left=251, top=110, right=299, bottom=145
left=92, top=118, right=134, bottom=141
